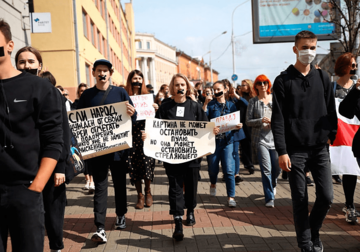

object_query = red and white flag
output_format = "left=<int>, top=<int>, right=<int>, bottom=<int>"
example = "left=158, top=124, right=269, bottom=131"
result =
left=330, top=98, right=360, bottom=175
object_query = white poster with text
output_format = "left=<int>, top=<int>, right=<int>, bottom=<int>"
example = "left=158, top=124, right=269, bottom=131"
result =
left=143, top=118, right=216, bottom=164
left=68, top=102, right=132, bottom=160
left=130, top=94, right=155, bottom=121
left=210, top=111, right=240, bottom=134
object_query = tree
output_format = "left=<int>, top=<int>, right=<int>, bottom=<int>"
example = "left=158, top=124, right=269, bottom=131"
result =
left=323, top=0, right=360, bottom=56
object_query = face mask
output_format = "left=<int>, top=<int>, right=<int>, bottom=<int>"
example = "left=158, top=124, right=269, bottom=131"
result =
left=214, top=91, right=224, bottom=97
left=98, top=75, right=106, bottom=81
left=350, top=69, right=356, bottom=75
left=159, top=98, right=164, bottom=101
left=132, top=82, right=142, bottom=86
left=21, top=68, right=39, bottom=75
left=296, top=47, right=316, bottom=65
left=177, top=89, right=184, bottom=94
left=165, top=91, right=169, bottom=95
left=0, top=46, right=4, bottom=57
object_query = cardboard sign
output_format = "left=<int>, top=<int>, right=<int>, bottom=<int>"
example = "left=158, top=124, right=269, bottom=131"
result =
left=67, top=102, right=132, bottom=160
left=130, top=94, right=155, bottom=121
left=210, top=111, right=240, bottom=134
left=143, top=118, right=216, bottom=164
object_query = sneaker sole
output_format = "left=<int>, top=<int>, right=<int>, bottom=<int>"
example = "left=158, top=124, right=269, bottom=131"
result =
left=115, top=224, right=126, bottom=229
left=91, top=235, right=107, bottom=243
left=185, top=221, right=196, bottom=226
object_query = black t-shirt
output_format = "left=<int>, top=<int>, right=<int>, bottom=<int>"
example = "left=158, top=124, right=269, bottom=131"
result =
left=156, top=97, right=208, bottom=168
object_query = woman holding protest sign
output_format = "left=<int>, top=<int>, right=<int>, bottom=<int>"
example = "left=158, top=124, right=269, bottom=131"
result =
left=142, top=73, right=211, bottom=241
left=246, top=74, right=280, bottom=208
left=205, top=80, right=243, bottom=208
left=125, top=70, right=158, bottom=209
left=15, top=46, right=69, bottom=251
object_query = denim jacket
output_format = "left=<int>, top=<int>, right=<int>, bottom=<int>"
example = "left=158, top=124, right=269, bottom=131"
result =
left=206, top=99, right=238, bottom=144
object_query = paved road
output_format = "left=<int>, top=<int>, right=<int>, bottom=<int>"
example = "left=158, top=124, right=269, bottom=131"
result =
left=12, top=161, right=360, bottom=252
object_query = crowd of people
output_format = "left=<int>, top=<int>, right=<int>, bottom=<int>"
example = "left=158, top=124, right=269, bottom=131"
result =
left=1, top=18, right=360, bottom=252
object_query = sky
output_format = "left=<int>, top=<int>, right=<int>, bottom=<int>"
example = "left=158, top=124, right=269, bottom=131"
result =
left=131, top=0, right=336, bottom=83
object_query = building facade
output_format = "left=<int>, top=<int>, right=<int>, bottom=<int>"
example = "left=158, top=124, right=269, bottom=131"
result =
left=135, top=33, right=177, bottom=92
left=31, top=0, right=136, bottom=101
left=176, top=50, right=219, bottom=85
left=1, top=0, right=31, bottom=65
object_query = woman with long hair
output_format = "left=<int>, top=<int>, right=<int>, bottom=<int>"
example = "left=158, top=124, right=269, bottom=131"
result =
left=125, top=69, right=158, bottom=209
left=72, top=83, right=88, bottom=110
left=205, top=80, right=243, bottom=207
left=15, top=46, right=69, bottom=252
left=142, top=73, right=213, bottom=241
left=333, top=53, right=360, bottom=224
left=239, top=79, right=255, bottom=102
left=246, top=74, right=280, bottom=208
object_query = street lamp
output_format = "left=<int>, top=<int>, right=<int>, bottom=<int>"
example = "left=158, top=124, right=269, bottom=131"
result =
left=210, top=31, right=227, bottom=84
left=231, top=0, right=250, bottom=82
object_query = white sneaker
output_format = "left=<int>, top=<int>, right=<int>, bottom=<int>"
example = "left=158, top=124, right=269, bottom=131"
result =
left=91, top=228, right=107, bottom=243
left=273, top=187, right=276, bottom=196
left=89, top=182, right=95, bottom=194
left=265, top=200, right=275, bottom=208
left=228, top=199, right=236, bottom=208
left=210, top=187, right=216, bottom=196
left=83, top=181, right=90, bottom=190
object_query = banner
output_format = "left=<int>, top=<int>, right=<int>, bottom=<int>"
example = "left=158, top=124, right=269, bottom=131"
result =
left=130, top=94, right=155, bottom=121
left=68, top=102, right=132, bottom=160
left=251, top=0, right=338, bottom=43
left=330, top=98, right=360, bottom=176
left=143, top=118, right=216, bottom=164
left=210, top=111, right=240, bottom=134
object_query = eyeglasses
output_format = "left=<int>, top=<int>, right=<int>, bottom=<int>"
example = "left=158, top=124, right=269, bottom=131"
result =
left=352, top=63, right=358, bottom=69
left=255, top=81, right=268, bottom=86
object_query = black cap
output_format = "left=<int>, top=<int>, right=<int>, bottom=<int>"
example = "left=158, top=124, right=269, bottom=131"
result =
left=146, top=84, right=153, bottom=89
left=93, top=59, right=113, bottom=70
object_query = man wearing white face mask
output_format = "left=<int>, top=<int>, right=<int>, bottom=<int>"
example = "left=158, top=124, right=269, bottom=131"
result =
left=272, top=31, right=337, bottom=252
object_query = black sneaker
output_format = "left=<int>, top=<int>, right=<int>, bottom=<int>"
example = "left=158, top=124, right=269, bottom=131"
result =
left=306, top=176, right=314, bottom=186
left=312, top=238, right=323, bottom=252
left=301, top=245, right=314, bottom=252
left=235, top=175, right=243, bottom=184
left=91, top=228, right=107, bottom=243
left=332, top=175, right=342, bottom=184
left=173, top=218, right=184, bottom=241
left=345, top=208, right=358, bottom=224
left=247, top=166, right=255, bottom=175
left=115, top=215, right=126, bottom=229
left=186, top=211, right=196, bottom=226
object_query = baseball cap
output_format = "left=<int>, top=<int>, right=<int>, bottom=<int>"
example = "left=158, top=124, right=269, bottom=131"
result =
left=93, top=59, right=113, bottom=71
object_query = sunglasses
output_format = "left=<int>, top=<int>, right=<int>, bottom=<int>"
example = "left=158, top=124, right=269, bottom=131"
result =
left=352, top=63, right=358, bottom=69
left=255, top=81, right=269, bottom=86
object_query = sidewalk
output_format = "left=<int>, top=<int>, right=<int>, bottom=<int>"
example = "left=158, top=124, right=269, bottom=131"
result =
left=42, top=161, right=360, bottom=251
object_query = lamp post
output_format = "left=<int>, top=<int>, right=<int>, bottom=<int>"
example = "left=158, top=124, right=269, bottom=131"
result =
left=210, top=31, right=227, bottom=84
left=231, top=0, right=250, bottom=82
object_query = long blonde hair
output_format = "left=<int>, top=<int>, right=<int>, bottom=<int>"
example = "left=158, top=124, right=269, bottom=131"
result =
left=239, top=79, right=255, bottom=98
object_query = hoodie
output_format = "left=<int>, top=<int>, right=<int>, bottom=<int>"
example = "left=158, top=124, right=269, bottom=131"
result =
left=0, top=72, right=64, bottom=185
left=271, top=65, right=337, bottom=156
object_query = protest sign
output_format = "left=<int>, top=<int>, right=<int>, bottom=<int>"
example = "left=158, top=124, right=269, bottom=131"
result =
left=143, top=118, right=216, bottom=164
left=210, top=111, right=240, bottom=134
left=130, top=94, right=155, bottom=121
left=68, top=102, right=132, bottom=160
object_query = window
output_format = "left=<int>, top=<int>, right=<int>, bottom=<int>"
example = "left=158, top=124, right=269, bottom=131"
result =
left=90, top=21, right=95, bottom=46
left=94, top=0, right=98, bottom=8
left=147, top=42, right=150, bottom=50
left=85, top=63, right=91, bottom=86
left=99, top=0, right=104, bottom=18
left=82, top=10, right=88, bottom=38
left=97, top=30, right=101, bottom=52
left=138, top=41, right=142, bottom=49
left=103, top=37, right=107, bottom=58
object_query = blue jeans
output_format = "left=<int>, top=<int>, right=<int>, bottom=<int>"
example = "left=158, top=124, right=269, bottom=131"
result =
left=207, top=139, right=236, bottom=197
left=257, top=144, right=281, bottom=203
left=234, top=141, right=240, bottom=175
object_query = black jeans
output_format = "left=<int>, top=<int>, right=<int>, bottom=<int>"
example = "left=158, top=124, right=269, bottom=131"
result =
left=43, top=174, right=66, bottom=250
left=0, top=184, right=45, bottom=252
left=288, top=146, right=333, bottom=249
left=91, top=154, right=127, bottom=229
left=342, top=174, right=358, bottom=208
left=165, top=166, right=199, bottom=216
